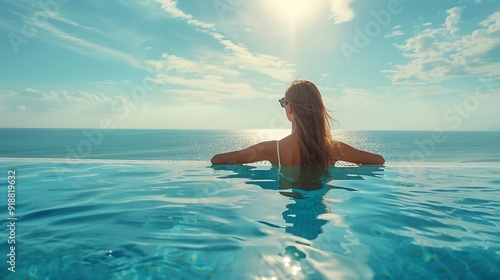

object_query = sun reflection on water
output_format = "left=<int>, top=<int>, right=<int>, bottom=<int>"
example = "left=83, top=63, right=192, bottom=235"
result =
left=260, top=254, right=303, bottom=279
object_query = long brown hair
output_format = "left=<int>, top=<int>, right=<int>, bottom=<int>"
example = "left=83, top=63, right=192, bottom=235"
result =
left=285, top=79, right=338, bottom=168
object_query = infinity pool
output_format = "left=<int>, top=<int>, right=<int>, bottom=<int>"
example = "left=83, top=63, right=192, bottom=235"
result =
left=0, top=159, right=499, bottom=279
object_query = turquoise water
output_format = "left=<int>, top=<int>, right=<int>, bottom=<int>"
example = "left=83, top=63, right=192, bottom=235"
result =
left=0, top=129, right=499, bottom=279
left=1, top=160, right=499, bottom=279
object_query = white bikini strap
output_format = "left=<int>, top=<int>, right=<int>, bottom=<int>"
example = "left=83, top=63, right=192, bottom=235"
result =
left=276, top=140, right=281, bottom=170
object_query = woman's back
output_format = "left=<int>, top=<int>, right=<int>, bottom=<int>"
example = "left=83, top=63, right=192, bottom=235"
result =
left=275, top=135, right=301, bottom=166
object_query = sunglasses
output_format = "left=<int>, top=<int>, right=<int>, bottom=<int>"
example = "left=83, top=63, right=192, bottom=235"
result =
left=279, top=97, right=288, bottom=108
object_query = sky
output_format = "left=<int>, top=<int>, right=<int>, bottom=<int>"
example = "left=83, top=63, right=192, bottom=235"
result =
left=1, top=0, right=499, bottom=130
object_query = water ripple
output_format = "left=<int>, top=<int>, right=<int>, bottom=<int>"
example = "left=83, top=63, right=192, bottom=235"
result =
left=0, top=161, right=499, bottom=279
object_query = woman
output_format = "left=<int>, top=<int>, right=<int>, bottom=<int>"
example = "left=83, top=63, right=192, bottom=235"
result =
left=210, top=79, right=385, bottom=167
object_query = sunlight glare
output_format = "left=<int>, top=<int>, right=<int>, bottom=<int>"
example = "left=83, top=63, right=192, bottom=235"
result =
left=263, top=0, right=323, bottom=25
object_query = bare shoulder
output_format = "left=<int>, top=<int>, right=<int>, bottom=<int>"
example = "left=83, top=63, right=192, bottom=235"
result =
left=253, top=140, right=276, bottom=150
left=332, top=140, right=352, bottom=152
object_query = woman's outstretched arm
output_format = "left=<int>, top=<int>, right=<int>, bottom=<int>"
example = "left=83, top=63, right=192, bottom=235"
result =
left=210, top=141, right=274, bottom=165
left=335, top=141, right=385, bottom=165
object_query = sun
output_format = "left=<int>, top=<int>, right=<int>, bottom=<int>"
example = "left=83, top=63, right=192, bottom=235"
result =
left=262, top=0, right=324, bottom=25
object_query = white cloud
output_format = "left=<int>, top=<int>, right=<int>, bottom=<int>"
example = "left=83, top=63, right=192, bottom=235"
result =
left=35, top=20, right=144, bottom=68
left=384, top=9, right=500, bottom=84
left=203, top=75, right=224, bottom=81
left=342, top=88, right=373, bottom=99
left=152, top=1, right=296, bottom=82
left=385, top=30, right=404, bottom=38
left=60, top=90, right=110, bottom=103
left=0, top=10, right=146, bottom=68
left=445, top=7, right=462, bottom=34
left=216, top=35, right=295, bottom=81
left=160, top=88, right=258, bottom=104
left=378, top=84, right=456, bottom=98
left=146, top=52, right=280, bottom=103
left=146, top=53, right=238, bottom=76
left=480, top=11, right=500, bottom=32
left=151, top=74, right=261, bottom=98
left=17, top=88, right=48, bottom=98
left=0, top=89, right=128, bottom=113
left=423, top=22, right=432, bottom=26
left=330, top=0, right=355, bottom=24
left=156, top=0, right=214, bottom=29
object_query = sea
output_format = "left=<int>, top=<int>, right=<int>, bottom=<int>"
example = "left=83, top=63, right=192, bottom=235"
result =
left=0, top=128, right=499, bottom=279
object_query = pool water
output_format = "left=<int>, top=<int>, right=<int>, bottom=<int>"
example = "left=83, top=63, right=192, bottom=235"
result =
left=1, top=159, right=499, bottom=279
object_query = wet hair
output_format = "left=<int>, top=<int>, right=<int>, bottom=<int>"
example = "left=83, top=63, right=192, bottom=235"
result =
left=285, top=79, right=338, bottom=168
